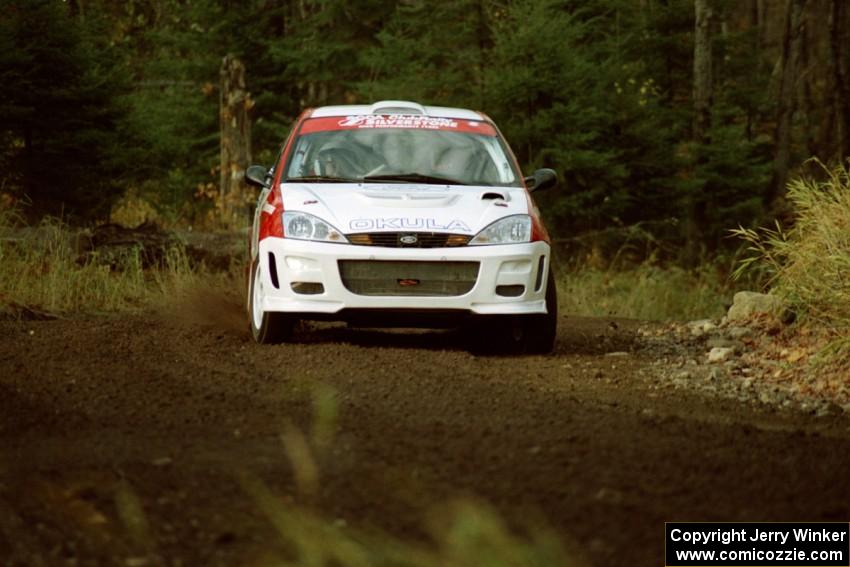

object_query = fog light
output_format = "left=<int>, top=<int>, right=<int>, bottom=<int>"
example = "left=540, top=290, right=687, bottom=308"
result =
left=496, top=285, right=524, bottom=297
left=291, top=282, right=324, bottom=295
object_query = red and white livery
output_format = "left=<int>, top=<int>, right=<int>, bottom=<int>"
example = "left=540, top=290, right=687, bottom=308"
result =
left=245, top=100, right=558, bottom=353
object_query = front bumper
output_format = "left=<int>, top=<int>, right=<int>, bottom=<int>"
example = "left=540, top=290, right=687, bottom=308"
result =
left=255, top=237, right=552, bottom=317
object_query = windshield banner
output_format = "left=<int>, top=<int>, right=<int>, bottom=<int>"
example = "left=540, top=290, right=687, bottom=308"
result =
left=300, top=115, right=497, bottom=136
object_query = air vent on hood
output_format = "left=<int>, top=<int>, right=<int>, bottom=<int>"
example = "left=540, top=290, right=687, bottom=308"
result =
left=369, top=100, right=427, bottom=115
left=481, top=192, right=506, bottom=201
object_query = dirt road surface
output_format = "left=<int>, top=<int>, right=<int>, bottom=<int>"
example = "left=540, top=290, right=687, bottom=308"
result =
left=2, top=294, right=849, bottom=566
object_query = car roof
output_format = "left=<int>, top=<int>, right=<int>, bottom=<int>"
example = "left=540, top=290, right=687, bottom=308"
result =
left=309, top=100, right=486, bottom=121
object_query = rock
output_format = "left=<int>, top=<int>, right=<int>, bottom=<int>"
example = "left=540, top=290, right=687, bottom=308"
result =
left=708, top=347, right=735, bottom=363
left=726, top=326, right=752, bottom=340
left=816, top=402, right=843, bottom=418
left=726, top=327, right=753, bottom=341
left=605, top=351, right=630, bottom=357
left=707, top=337, right=744, bottom=353
left=726, top=291, right=789, bottom=324
left=687, top=319, right=717, bottom=337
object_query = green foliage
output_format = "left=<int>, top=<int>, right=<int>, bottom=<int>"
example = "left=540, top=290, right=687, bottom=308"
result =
left=0, top=0, right=129, bottom=220
left=0, top=0, right=819, bottom=255
left=355, top=0, right=488, bottom=107
left=113, top=0, right=228, bottom=221
left=485, top=0, right=684, bottom=238
left=685, top=120, right=773, bottom=248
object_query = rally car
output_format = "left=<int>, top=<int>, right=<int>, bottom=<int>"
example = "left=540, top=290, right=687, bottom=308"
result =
left=244, top=100, right=558, bottom=353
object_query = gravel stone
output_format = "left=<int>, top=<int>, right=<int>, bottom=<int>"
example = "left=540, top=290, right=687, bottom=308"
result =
left=726, top=326, right=753, bottom=340
left=708, top=347, right=735, bottom=363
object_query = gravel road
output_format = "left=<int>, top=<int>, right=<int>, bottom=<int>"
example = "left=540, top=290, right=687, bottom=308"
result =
left=2, top=293, right=849, bottom=566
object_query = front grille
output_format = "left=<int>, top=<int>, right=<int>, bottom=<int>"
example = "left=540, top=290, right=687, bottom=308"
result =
left=338, top=260, right=479, bottom=297
left=347, top=232, right=471, bottom=248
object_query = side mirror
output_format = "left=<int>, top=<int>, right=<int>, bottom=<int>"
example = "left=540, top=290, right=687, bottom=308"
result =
left=245, top=165, right=269, bottom=188
left=524, top=168, right=558, bottom=193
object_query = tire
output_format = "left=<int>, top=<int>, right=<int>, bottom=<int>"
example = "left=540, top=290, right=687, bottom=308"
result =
left=469, top=270, right=558, bottom=355
left=524, top=270, right=558, bottom=354
left=248, top=260, right=294, bottom=344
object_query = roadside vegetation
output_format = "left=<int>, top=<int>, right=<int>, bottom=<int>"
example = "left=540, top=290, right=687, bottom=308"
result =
left=0, top=211, right=238, bottom=317
left=557, top=262, right=734, bottom=321
left=732, top=162, right=850, bottom=363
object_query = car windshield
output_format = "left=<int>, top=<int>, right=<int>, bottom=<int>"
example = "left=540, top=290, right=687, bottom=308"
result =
left=284, top=116, right=522, bottom=187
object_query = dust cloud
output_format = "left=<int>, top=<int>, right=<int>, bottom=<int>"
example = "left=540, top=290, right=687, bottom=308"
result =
left=156, top=284, right=247, bottom=336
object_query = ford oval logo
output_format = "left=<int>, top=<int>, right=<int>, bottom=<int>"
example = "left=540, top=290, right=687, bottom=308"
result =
left=399, top=234, right=418, bottom=245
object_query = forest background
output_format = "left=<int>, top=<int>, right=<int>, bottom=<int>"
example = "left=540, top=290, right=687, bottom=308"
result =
left=1, top=0, right=849, bottom=268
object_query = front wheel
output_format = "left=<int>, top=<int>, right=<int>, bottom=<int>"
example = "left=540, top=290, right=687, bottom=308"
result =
left=469, top=270, right=558, bottom=355
left=248, top=260, right=295, bottom=344
left=524, top=270, right=558, bottom=354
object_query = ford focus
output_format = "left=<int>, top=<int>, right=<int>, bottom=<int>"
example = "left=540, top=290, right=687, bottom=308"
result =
left=245, top=100, right=558, bottom=353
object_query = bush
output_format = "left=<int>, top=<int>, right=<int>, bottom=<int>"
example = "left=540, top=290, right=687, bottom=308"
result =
left=733, top=162, right=850, bottom=353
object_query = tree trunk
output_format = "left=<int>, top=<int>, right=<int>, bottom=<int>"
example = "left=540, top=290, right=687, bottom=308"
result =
left=693, top=0, right=713, bottom=144
left=685, top=0, right=713, bottom=262
left=219, top=55, right=253, bottom=228
left=799, top=14, right=816, bottom=157
left=828, top=0, right=850, bottom=161
left=768, top=0, right=805, bottom=207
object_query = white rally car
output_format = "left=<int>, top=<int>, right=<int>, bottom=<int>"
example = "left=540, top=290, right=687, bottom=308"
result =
left=245, top=100, right=558, bottom=353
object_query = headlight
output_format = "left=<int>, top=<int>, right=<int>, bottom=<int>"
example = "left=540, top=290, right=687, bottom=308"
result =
left=283, top=211, right=348, bottom=243
left=468, top=215, right=532, bottom=245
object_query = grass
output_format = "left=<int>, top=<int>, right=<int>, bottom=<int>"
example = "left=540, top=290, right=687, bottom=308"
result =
left=0, top=211, right=237, bottom=316
left=731, top=161, right=850, bottom=359
left=556, top=262, right=733, bottom=321
left=239, top=475, right=581, bottom=567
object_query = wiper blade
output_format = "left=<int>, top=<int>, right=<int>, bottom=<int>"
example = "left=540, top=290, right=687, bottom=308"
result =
left=285, top=175, right=356, bottom=183
left=362, top=173, right=467, bottom=185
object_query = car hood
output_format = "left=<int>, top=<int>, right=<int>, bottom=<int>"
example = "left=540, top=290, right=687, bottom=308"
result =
left=279, top=182, right=530, bottom=235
